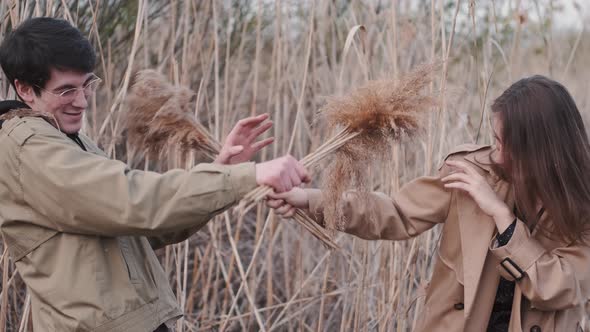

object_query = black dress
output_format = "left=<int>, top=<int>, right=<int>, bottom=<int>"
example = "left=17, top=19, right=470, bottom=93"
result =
left=486, top=221, right=516, bottom=332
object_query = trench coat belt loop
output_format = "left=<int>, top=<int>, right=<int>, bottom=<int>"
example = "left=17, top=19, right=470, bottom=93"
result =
left=500, top=257, right=524, bottom=280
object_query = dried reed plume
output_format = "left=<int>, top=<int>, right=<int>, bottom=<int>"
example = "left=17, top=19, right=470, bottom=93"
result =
left=322, top=68, right=436, bottom=137
left=126, top=69, right=220, bottom=163
left=241, top=63, right=439, bottom=235
left=321, top=63, right=440, bottom=232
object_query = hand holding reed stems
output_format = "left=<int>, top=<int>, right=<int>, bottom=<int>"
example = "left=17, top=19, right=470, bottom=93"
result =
left=240, top=127, right=359, bottom=210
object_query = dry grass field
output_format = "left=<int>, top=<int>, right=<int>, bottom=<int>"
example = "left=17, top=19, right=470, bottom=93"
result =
left=1, top=0, right=589, bottom=331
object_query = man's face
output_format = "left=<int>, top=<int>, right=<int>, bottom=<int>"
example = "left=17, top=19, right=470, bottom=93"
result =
left=17, top=68, right=96, bottom=134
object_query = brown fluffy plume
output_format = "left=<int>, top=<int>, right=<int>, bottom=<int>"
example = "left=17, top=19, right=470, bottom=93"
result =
left=322, top=63, right=438, bottom=139
left=126, top=69, right=220, bottom=163
left=320, top=63, right=440, bottom=232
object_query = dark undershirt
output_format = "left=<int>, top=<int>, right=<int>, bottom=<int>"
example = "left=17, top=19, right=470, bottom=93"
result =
left=486, top=207, right=544, bottom=332
left=486, top=221, right=516, bottom=332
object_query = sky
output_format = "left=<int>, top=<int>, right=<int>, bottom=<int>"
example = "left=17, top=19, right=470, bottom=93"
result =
left=555, top=0, right=589, bottom=29
left=486, top=0, right=589, bottom=30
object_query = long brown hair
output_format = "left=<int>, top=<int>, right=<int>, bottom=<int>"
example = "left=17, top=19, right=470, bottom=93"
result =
left=492, top=75, right=590, bottom=243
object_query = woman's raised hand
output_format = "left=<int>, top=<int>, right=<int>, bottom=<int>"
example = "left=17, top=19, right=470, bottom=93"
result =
left=441, top=159, right=514, bottom=233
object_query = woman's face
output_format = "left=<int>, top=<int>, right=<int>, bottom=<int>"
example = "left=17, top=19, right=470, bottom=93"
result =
left=492, top=114, right=504, bottom=164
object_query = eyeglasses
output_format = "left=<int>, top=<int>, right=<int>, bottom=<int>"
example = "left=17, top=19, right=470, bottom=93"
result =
left=35, top=75, right=102, bottom=104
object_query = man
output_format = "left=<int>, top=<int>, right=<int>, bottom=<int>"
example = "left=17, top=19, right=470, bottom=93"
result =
left=0, top=17, right=308, bottom=331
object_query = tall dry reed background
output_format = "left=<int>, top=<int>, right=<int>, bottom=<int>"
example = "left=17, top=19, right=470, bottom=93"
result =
left=1, top=0, right=590, bottom=331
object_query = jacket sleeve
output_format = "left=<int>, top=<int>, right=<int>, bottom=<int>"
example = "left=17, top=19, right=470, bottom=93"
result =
left=490, top=220, right=590, bottom=311
left=305, top=164, right=453, bottom=241
left=16, top=126, right=257, bottom=237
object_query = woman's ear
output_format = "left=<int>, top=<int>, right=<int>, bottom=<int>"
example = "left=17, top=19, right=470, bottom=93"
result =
left=14, top=79, right=35, bottom=104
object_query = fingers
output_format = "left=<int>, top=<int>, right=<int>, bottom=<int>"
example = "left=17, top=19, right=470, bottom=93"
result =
left=292, top=159, right=311, bottom=183
left=443, top=181, right=470, bottom=193
left=226, top=145, right=244, bottom=158
left=237, top=113, right=270, bottom=129
left=442, top=170, right=473, bottom=193
left=445, top=160, right=479, bottom=177
left=281, top=176, right=292, bottom=193
left=282, top=206, right=296, bottom=218
left=288, top=156, right=310, bottom=183
left=268, top=198, right=295, bottom=217
left=441, top=172, right=472, bottom=185
left=247, top=121, right=273, bottom=141
left=275, top=203, right=293, bottom=215
left=266, top=199, right=285, bottom=209
left=272, top=176, right=285, bottom=193
left=280, top=156, right=305, bottom=192
left=251, top=137, right=275, bottom=152
left=288, top=167, right=302, bottom=188
left=268, top=191, right=291, bottom=200
left=267, top=191, right=283, bottom=200
left=227, top=114, right=270, bottom=140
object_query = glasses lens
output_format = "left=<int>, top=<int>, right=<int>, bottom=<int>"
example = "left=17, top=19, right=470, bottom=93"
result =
left=58, top=89, right=78, bottom=103
left=52, top=76, right=101, bottom=103
left=83, top=79, right=101, bottom=96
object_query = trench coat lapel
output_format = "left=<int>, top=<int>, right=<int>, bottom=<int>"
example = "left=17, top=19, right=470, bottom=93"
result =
left=457, top=156, right=513, bottom=316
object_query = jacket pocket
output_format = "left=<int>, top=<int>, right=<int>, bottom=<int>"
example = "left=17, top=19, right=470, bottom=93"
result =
left=437, top=221, right=464, bottom=285
left=117, top=237, right=140, bottom=284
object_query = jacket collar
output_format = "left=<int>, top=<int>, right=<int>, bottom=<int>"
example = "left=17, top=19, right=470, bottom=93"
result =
left=462, top=145, right=503, bottom=183
left=0, top=102, right=86, bottom=150
left=0, top=102, right=57, bottom=128
left=0, top=100, right=29, bottom=116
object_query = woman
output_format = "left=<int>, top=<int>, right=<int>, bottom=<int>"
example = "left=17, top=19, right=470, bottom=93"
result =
left=268, top=75, right=590, bottom=331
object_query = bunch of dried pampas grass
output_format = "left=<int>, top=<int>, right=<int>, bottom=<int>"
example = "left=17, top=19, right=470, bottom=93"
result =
left=241, top=62, right=440, bottom=235
left=125, top=70, right=338, bottom=249
left=126, top=69, right=220, bottom=164
left=320, top=63, right=440, bottom=233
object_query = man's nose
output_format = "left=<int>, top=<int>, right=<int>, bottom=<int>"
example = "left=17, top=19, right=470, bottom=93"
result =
left=71, top=89, right=89, bottom=108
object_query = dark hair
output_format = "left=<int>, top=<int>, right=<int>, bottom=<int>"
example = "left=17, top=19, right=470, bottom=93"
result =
left=0, top=17, right=96, bottom=95
left=492, top=75, right=590, bottom=243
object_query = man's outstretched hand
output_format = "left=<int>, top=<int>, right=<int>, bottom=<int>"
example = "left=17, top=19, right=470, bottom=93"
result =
left=215, top=113, right=274, bottom=165
left=255, top=155, right=310, bottom=193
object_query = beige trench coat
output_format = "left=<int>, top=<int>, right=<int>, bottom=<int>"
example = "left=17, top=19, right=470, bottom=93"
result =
left=307, top=144, right=590, bottom=331
left=0, top=115, right=257, bottom=331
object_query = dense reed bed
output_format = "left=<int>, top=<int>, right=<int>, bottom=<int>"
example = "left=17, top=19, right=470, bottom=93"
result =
left=1, top=1, right=589, bottom=331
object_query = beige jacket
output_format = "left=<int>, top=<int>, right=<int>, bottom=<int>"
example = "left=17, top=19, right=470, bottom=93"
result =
left=0, top=115, right=257, bottom=331
left=307, top=144, right=590, bottom=331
